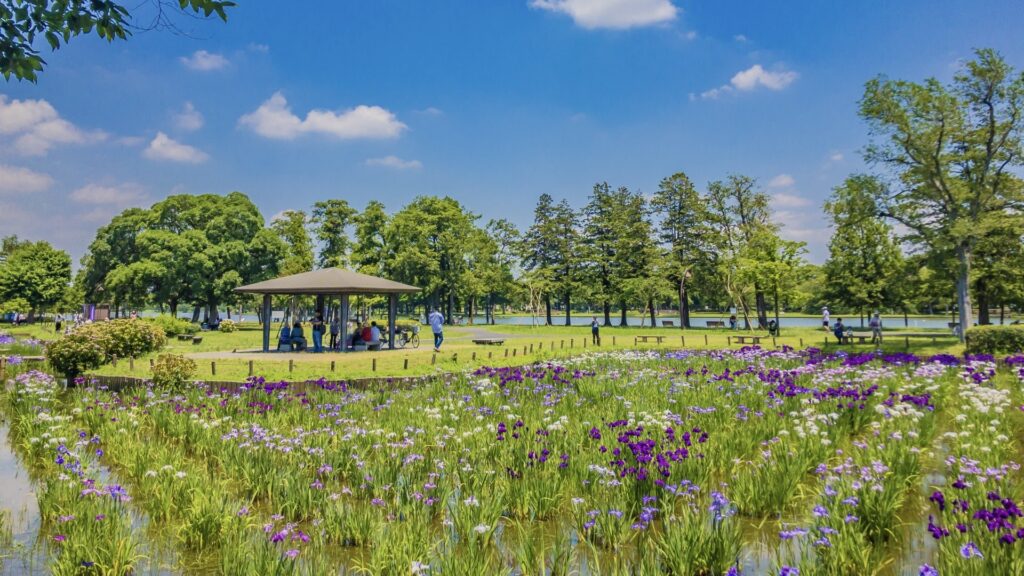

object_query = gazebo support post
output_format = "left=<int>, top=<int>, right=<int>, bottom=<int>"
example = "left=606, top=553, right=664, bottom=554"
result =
left=388, top=294, right=398, bottom=349
left=340, top=294, right=350, bottom=353
left=316, top=295, right=325, bottom=321
left=261, top=294, right=271, bottom=352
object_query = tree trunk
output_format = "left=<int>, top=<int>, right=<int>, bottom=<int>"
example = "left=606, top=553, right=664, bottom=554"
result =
left=955, top=243, right=973, bottom=342
left=904, top=309, right=908, bottom=327
left=468, top=296, right=476, bottom=326
left=679, top=277, right=691, bottom=329
left=773, top=286, right=781, bottom=331
left=754, top=288, right=768, bottom=329
left=977, top=279, right=990, bottom=325
left=565, top=293, right=572, bottom=326
left=1000, top=304, right=1005, bottom=325
left=620, top=301, right=628, bottom=327
left=648, top=298, right=656, bottom=328
left=169, top=299, right=178, bottom=317
left=603, top=301, right=612, bottom=327
left=544, top=295, right=552, bottom=326
left=192, top=305, right=201, bottom=323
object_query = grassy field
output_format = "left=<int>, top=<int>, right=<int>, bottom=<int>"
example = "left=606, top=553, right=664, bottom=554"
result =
left=3, top=318, right=968, bottom=383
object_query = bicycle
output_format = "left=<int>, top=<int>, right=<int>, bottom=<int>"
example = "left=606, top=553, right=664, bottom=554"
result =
left=395, top=325, right=420, bottom=349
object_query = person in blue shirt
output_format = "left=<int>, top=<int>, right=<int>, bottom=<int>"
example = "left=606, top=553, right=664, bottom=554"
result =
left=428, top=308, right=445, bottom=352
left=832, top=318, right=846, bottom=343
left=590, top=316, right=600, bottom=345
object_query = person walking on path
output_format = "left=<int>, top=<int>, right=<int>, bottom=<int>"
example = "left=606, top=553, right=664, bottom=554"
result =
left=590, top=316, right=600, bottom=345
left=822, top=307, right=831, bottom=331
left=311, top=313, right=325, bottom=353
left=869, top=312, right=883, bottom=344
left=55, top=314, right=62, bottom=333
left=428, top=308, right=445, bottom=352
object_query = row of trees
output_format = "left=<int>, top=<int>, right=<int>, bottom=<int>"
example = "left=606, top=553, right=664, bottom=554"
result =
left=0, top=236, right=73, bottom=318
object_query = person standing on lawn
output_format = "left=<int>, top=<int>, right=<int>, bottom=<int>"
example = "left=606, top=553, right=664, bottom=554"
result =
left=428, top=307, right=445, bottom=352
left=329, top=314, right=340, bottom=350
left=311, top=313, right=325, bottom=353
left=590, top=316, right=600, bottom=345
left=869, top=312, right=883, bottom=344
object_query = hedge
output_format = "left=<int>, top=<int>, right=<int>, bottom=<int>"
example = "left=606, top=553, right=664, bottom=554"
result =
left=47, top=319, right=167, bottom=379
left=965, top=325, right=1024, bottom=355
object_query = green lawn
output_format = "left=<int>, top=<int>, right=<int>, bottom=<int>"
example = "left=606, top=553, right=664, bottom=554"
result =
left=3, top=318, right=969, bottom=383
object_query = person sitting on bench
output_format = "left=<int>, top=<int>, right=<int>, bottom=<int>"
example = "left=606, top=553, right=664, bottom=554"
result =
left=290, top=322, right=307, bottom=351
left=832, top=318, right=846, bottom=343
left=278, top=324, right=291, bottom=350
left=367, top=321, right=382, bottom=350
left=767, top=319, right=779, bottom=336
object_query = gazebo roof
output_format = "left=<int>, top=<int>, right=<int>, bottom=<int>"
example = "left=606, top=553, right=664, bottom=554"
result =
left=234, top=268, right=420, bottom=296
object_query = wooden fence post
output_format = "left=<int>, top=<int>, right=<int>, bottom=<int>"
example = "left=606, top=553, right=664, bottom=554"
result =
left=488, top=351, right=492, bottom=359
left=612, top=336, right=616, bottom=346
left=129, top=357, right=134, bottom=371
left=799, top=338, right=804, bottom=348
left=704, top=335, right=708, bottom=346
left=772, top=337, right=777, bottom=348
left=330, top=360, right=335, bottom=372
left=570, top=338, right=574, bottom=348
left=372, top=358, right=377, bottom=371
left=403, top=358, right=409, bottom=370
left=727, top=336, right=731, bottom=346
left=530, top=344, right=534, bottom=353
left=681, top=335, right=685, bottom=346
left=112, top=355, right=118, bottom=367
left=512, top=348, right=517, bottom=357
left=472, top=352, right=476, bottom=361
left=289, top=359, right=294, bottom=373
left=432, top=354, right=437, bottom=365
left=150, top=358, right=155, bottom=368
left=211, top=361, right=216, bottom=376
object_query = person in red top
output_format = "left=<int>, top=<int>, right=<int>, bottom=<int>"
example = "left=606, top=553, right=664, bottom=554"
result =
left=361, top=324, right=372, bottom=343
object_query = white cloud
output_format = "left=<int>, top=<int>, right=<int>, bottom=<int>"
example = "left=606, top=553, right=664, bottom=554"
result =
left=696, top=85, right=733, bottom=100
left=179, top=50, right=229, bottom=71
left=681, top=30, right=697, bottom=40
left=695, top=63, right=799, bottom=101
left=730, top=64, right=798, bottom=91
left=239, top=92, right=407, bottom=140
left=247, top=43, right=270, bottom=53
left=530, top=0, right=678, bottom=29
left=771, top=192, right=811, bottom=209
left=70, top=183, right=146, bottom=205
left=734, top=34, right=748, bottom=42
left=0, top=164, right=53, bottom=194
left=175, top=102, right=204, bottom=131
left=365, top=156, right=423, bottom=170
left=416, top=107, right=444, bottom=116
left=0, top=95, right=103, bottom=156
left=143, top=132, right=209, bottom=163
left=768, top=173, right=796, bottom=188
left=829, top=152, right=844, bottom=162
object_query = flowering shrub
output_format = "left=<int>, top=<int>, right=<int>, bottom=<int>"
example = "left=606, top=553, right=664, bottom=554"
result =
left=147, top=314, right=199, bottom=337
left=218, top=319, right=238, bottom=333
left=965, top=325, right=1024, bottom=354
left=45, top=331, right=106, bottom=379
left=46, top=319, right=166, bottom=378
left=150, top=354, right=197, bottom=389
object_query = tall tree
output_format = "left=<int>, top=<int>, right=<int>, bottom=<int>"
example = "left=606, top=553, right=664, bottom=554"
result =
left=822, top=175, right=904, bottom=324
left=272, top=210, right=314, bottom=276
left=706, top=175, right=775, bottom=330
left=350, top=201, right=390, bottom=277
left=521, top=194, right=560, bottom=325
left=1, top=0, right=234, bottom=81
left=650, top=172, right=713, bottom=328
left=311, top=199, right=357, bottom=269
left=860, top=48, right=1024, bottom=339
left=549, top=199, right=582, bottom=326
left=0, top=239, right=71, bottom=317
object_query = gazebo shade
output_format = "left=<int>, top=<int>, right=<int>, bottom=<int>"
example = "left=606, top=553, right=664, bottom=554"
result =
left=235, top=268, right=420, bottom=296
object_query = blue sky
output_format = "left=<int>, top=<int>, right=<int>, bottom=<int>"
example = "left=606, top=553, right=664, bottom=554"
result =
left=2, top=0, right=1023, bottom=264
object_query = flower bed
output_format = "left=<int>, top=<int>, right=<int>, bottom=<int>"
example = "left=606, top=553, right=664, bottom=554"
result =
left=3, top=347, right=1024, bottom=574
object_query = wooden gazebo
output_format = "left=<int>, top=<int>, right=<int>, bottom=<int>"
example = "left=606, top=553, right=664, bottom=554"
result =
left=234, top=268, right=420, bottom=352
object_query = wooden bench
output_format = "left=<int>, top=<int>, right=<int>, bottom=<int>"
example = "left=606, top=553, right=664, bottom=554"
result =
left=192, top=336, right=203, bottom=345
left=733, top=335, right=761, bottom=345
left=472, top=338, right=505, bottom=346
left=661, top=320, right=675, bottom=327
left=634, top=335, right=665, bottom=345
left=706, top=320, right=726, bottom=328
left=177, top=334, right=192, bottom=341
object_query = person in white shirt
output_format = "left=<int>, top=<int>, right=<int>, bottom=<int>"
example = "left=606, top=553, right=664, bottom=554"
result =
left=822, top=307, right=831, bottom=331
left=428, top=308, right=445, bottom=352
left=369, top=321, right=382, bottom=345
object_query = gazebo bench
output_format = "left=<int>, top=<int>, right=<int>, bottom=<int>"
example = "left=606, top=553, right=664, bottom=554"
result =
left=473, top=338, right=505, bottom=346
